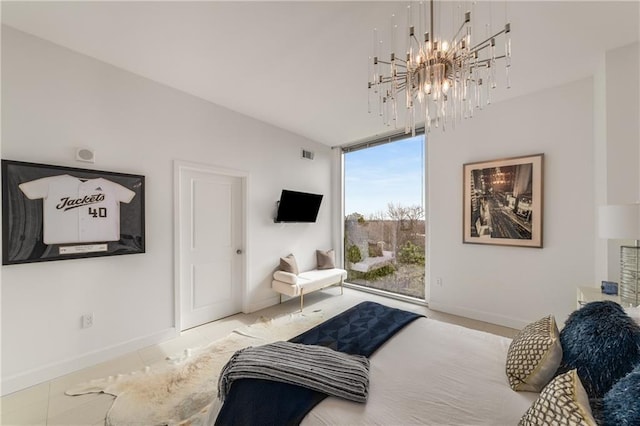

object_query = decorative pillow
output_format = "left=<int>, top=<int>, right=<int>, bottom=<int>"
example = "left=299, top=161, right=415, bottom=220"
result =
left=316, top=249, right=336, bottom=270
left=279, top=254, right=299, bottom=275
left=368, top=242, right=383, bottom=257
left=558, top=301, right=640, bottom=398
left=506, top=315, right=562, bottom=392
left=519, top=369, right=597, bottom=426
left=603, top=364, right=640, bottom=426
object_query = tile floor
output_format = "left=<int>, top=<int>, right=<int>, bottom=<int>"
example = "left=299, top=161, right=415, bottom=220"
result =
left=0, top=287, right=518, bottom=425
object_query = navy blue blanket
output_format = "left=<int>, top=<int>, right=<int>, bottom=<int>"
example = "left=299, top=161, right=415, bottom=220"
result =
left=215, top=301, right=423, bottom=426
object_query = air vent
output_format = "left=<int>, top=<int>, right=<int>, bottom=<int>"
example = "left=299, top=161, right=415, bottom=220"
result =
left=301, top=149, right=314, bottom=160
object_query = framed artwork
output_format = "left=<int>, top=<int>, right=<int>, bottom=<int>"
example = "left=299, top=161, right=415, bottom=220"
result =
left=463, top=153, right=543, bottom=248
left=2, top=160, right=145, bottom=265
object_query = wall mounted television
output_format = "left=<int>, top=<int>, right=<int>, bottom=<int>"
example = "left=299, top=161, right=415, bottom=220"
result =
left=274, top=189, right=323, bottom=223
left=2, top=160, right=145, bottom=265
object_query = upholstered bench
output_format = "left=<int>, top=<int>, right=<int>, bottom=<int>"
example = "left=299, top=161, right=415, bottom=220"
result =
left=272, top=250, right=347, bottom=310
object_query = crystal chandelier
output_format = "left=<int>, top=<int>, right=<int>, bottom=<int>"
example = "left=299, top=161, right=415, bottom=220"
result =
left=368, top=1, right=512, bottom=134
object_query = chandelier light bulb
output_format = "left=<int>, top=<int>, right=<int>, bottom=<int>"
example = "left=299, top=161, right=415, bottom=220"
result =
left=441, top=41, right=449, bottom=52
left=442, top=80, right=450, bottom=93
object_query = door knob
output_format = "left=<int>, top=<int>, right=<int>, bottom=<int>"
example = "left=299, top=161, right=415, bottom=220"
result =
left=236, top=249, right=243, bottom=255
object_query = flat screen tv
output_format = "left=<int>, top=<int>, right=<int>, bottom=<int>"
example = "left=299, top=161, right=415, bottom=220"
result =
left=274, top=190, right=323, bottom=223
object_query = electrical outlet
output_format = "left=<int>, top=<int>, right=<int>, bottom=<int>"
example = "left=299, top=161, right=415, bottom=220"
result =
left=436, top=277, right=443, bottom=287
left=81, top=313, right=94, bottom=328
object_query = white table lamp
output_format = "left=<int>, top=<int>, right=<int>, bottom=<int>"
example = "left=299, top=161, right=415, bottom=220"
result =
left=599, top=204, right=640, bottom=307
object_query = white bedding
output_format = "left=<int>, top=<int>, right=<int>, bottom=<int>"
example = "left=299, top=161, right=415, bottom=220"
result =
left=209, top=316, right=538, bottom=425
left=301, top=317, right=538, bottom=425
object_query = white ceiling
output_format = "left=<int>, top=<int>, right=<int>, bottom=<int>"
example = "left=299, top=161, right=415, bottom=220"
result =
left=2, top=1, right=639, bottom=147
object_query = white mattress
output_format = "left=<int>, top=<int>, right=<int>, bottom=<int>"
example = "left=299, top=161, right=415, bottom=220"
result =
left=301, top=317, right=538, bottom=425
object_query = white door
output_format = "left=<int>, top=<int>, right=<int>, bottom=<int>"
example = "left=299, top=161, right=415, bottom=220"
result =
left=177, top=165, right=243, bottom=330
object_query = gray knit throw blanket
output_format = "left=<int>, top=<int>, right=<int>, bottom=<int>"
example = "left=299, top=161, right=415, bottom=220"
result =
left=217, top=341, right=370, bottom=403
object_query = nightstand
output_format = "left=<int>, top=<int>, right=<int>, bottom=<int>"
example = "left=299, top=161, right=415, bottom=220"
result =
left=576, top=286, right=621, bottom=309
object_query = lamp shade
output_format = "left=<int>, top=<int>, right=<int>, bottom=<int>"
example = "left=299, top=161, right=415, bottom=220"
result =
left=599, top=204, right=640, bottom=240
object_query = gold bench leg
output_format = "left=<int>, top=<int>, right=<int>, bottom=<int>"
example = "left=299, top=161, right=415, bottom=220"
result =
left=340, top=279, right=344, bottom=295
left=300, top=289, right=304, bottom=312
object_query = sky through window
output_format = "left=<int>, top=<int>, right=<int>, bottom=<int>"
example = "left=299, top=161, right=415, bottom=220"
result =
left=344, top=135, right=425, bottom=218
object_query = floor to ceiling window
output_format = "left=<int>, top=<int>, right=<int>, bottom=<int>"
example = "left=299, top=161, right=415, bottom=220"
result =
left=343, top=134, right=426, bottom=300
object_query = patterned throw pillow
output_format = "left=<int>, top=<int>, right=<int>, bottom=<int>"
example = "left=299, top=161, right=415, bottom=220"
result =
left=279, top=253, right=299, bottom=275
left=506, top=315, right=562, bottom=392
left=316, top=249, right=336, bottom=270
left=519, top=370, right=597, bottom=426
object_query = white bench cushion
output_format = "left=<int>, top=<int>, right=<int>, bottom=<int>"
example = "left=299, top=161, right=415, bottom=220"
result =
left=299, top=268, right=346, bottom=283
left=272, top=268, right=346, bottom=297
left=273, top=270, right=299, bottom=285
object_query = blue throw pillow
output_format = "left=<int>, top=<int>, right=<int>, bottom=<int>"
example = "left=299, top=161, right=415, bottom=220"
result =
left=558, top=301, right=640, bottom=398
left=603, top=364, right=640, bottom=426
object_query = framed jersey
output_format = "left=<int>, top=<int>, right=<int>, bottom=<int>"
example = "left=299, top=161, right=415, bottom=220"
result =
left=2, top=160, right=145, bottom=265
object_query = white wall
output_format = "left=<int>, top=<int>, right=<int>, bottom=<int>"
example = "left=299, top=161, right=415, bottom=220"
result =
left=428, top=42, right=640, bottom=328
left=1, top=26, right=333, bottom=394
left=593, top=52, right=608, bottom=287
left=601, top=42, right=640, bottom=282
left=428, top=77, right=595, bottom=329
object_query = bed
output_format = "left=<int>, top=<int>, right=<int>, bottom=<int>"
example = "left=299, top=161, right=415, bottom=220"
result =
left=301, top=316, right=537, bottom=425
left=211, top=301, right=640, bottom=426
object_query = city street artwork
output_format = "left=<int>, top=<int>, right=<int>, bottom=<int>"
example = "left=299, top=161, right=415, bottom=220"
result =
left=463, top=154, right=543, bottom=248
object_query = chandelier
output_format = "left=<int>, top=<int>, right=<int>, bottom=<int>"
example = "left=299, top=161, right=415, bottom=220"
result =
left=368, top=1, right=512, bottom=134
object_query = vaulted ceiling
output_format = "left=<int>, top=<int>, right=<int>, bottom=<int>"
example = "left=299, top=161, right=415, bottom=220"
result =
left=2, top=1, right=639, bottom=146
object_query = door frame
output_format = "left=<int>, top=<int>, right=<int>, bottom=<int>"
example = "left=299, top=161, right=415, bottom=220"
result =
left=173, top=160, right=249, bottom=332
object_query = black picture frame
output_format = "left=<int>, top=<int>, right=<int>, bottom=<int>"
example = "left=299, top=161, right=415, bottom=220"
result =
left=2, top=159, right=145, bottom=265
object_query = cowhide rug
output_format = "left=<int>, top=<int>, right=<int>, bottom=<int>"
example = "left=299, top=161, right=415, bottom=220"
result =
left=66, top=310, right=325, bottom=426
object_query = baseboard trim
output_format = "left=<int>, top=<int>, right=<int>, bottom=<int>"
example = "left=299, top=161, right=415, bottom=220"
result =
left=428, top=301, right=529, bottom=330
left=244, top=295, right=280, bottom=314
left=1, top=327, right=178, bottom=396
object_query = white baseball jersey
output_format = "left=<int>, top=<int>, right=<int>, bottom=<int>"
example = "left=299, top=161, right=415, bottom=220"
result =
left=18, top=174, right=136, bottom=245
